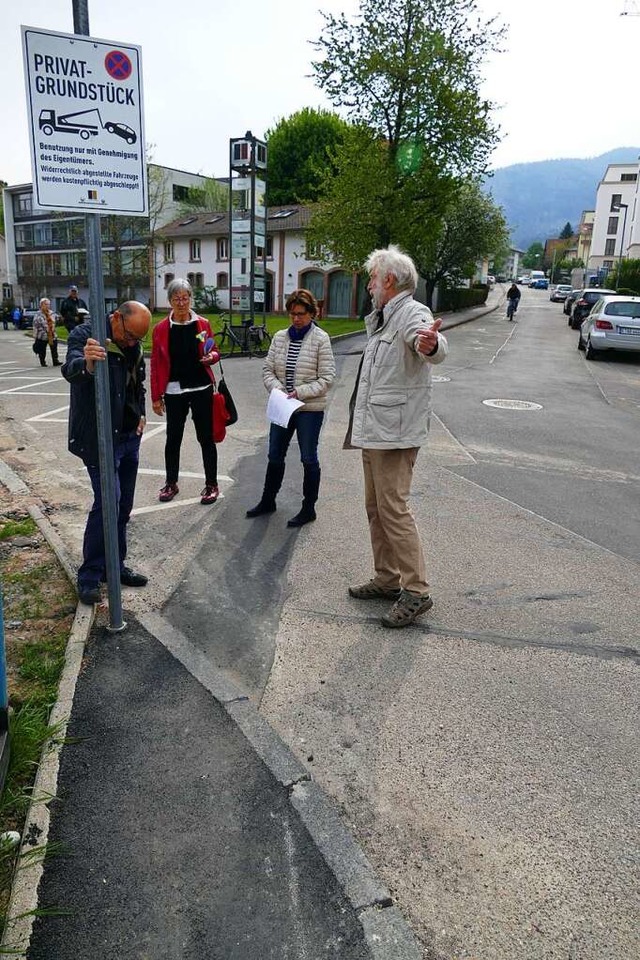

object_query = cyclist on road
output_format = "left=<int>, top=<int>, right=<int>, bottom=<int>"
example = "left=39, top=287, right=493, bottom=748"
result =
left=506, top=282, right=521, bottom=321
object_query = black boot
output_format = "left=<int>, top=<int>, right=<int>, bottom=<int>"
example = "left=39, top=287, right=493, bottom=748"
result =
left=246, top=462, right=285, bottom=518
left=288, top=464, right=321, bottom=528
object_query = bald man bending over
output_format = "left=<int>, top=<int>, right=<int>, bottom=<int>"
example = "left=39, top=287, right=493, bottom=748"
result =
left=62, top=301, right=151, bottom=605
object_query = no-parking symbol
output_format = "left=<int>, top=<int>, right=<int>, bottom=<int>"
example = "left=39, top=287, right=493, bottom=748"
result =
left=105, top=50, right=132, bottom=80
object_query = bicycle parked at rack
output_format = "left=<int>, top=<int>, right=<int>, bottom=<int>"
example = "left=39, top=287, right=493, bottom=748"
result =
left=212, top=314, right=272, bottom=359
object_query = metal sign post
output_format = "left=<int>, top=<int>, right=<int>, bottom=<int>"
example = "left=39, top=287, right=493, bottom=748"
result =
left=22, top=2, right=147, bottom=630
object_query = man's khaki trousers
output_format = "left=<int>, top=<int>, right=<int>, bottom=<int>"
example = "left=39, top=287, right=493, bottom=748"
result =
left=362, top=448, right=429, bottom=596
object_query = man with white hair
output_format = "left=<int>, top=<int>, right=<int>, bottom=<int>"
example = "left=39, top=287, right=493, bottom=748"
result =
left=345, top=245, right=448, bottom=628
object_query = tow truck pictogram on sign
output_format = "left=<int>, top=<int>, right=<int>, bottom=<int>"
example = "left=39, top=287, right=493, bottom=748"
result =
left=38, top=107, right=137, bottom=144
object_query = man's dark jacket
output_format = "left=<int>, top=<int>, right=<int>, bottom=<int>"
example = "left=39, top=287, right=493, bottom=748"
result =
left=61, top=320, right=146, bottom=465
left=60, top=295, right=88, bottom=332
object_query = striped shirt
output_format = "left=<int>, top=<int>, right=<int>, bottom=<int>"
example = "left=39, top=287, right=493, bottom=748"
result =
left=285, top=340, right=303, bottom=393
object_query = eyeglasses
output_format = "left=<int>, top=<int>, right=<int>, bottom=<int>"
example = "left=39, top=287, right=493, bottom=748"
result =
left=289, top=310, right=309, bottom=318
left=171, top=294, right=191, bottom=304
left=120, top=316, right=143, bottom=343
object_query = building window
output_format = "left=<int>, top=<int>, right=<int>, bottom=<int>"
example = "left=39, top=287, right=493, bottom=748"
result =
left=604, top=239, right=616, bottom=256
left=603, top=260, right=614, bottom=270
left=610, top=194, right=622, bottom=212
left=195, top=273, right=204, bottom=288
left=620, top=173, right=637, bottom=182
left=164, top=273, right=175, bottom=289
left=216, top=272, right=228, bottom=289
left=305, top=240, right=324, bottom=260
left=173, top=184, right=189, bottom=201
left=189, top=239, right=201, bottom=262
left=187, top=272, right=195, bottom=286
left=13, top=193, right=32, bottom=217
left=164, top=240, right=174, bottom=262
left=607, top=217, right=619, bottom=235
left=216, top=237, right=228, bottom=260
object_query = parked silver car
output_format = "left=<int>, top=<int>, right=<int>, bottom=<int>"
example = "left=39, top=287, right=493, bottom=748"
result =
left=550, top=283, right=573, bottom=302
left=578, top=295, right=640, bottom=360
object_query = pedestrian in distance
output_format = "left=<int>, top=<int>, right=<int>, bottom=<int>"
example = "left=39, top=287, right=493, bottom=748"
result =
left=11, top=306, right=23, bottom=330
left=247, top=289, right=336, bottom=527
left=62, top=301, right=151, bottom=605
left=345, top=245, right=448, bottom=628
left=150, top=278, right=221, bottom=505
left=32, top=297, right=61, bottom=367
left=506, top=282, right=521, bottom=321
left=60, top=284, right=89, bottom=333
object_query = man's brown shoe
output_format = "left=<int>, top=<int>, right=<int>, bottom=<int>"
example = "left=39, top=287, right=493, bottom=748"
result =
left=381, top=590, right=433, bottom=628
left=348, top=580, right=402, bottom=600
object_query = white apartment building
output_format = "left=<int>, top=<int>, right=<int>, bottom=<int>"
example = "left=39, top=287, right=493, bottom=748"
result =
left=156, top=205, right=363, bottom=317
left=2, top=164, right=211, bottom=312
left=589, top=163, right=638, bottom=276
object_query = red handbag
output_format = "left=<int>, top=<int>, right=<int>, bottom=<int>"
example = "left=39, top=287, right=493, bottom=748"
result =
left=212, top=388, right=230, bottom=443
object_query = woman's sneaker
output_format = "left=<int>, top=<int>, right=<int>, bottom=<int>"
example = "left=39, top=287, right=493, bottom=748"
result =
left=200, top=484, right=219, bottom=504
left=159, top=482, right=179, bottom=502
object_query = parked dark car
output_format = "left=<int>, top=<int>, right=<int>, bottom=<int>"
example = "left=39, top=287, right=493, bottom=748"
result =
left=569, top=288, right=617, bottom=329
left=563, top=290, right=582, bottom=315
left=19, top=309, right=37, bottom=329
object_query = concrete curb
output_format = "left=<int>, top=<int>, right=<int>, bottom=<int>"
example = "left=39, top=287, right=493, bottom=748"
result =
left=0, top=451, right=423, bottom=957
left=138, top=610, right=423, bottom=957
left=0, top=458, right=94, bottom=958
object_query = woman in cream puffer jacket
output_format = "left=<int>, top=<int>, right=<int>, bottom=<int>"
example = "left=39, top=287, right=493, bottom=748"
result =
left=247, top=289, right=336, bottom=527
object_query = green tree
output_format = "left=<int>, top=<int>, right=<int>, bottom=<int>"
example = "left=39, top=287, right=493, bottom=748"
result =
left=415, top=181, right=509, bottom=303
left=312, top=0, right=503, bottom=178
left=307, top=0, right=504, bottom=295
left=559, top=221, right=573, bottom=239
left=606, top=257, right=640, bottom=293
left=265, top=108, right=350, bottom=206
left=522, top=242, right=544, bottom=269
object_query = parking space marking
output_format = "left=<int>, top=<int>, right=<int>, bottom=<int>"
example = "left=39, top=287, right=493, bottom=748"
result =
left=131, top=494, right=225, bottom=516
left=140, top=423, right=166, bottom=443
left=27, top=404, right=70, bottom=423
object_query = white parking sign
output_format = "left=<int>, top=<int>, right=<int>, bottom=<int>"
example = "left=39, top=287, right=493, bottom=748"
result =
left=22, top=25, right=147, bottom=215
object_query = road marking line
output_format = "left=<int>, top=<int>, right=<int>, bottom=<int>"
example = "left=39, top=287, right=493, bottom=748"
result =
left=0, top=391, right=68, bottom=396
left=137, top=468, right=233, bottom=482
left=1, top=377, right=61, bottom=393
left=140, top=424, right=166, bottom=443
left=27, top=404, right=70, bottom=422
left=131, top=494, right=225, bottom=516
left=432, top=414, right=477, bottom=463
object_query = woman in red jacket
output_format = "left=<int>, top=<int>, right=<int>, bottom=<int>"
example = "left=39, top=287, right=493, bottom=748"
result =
left=150, top=278, right=220, bottom=504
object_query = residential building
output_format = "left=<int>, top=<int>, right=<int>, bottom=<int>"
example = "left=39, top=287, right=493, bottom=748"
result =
left=576, top=210, right=594, bottom=269
left=589, top=163, right=638, bottom=277
left=2, top=165, right=212, bottom=313
left=156, top=204, right=364, bottom=317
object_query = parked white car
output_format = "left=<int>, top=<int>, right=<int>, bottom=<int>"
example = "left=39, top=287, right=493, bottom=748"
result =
left=578, top=295, right=640, bottom=360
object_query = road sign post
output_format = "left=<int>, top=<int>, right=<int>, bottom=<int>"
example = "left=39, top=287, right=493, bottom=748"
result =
left=22, top=3, right=147, bottom=630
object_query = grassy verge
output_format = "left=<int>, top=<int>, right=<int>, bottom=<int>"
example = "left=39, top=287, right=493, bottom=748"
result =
left=0, top=510, right=76, bottom=940
left=54, top=312, right=365, bottom=353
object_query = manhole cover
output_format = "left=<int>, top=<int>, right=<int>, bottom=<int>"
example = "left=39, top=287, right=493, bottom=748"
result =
left=432, top=376, right=450, bottom=382
left=482, top=398, right=543, bottom=410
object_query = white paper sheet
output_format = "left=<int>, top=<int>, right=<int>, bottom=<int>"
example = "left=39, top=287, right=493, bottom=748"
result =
left=266, top=389, right=304, bottom=428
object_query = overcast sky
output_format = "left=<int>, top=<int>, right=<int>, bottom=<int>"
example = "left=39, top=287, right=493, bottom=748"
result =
left=2, top=0, right=639, bottom=188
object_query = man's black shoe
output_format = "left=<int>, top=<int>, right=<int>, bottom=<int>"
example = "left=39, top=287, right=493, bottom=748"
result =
left=120, top=567, right=148, bottom=587
left=78, top=585, right=100, bottom=605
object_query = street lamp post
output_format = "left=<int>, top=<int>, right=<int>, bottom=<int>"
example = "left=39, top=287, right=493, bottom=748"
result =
left=614, top=202, right=629, bottom=287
